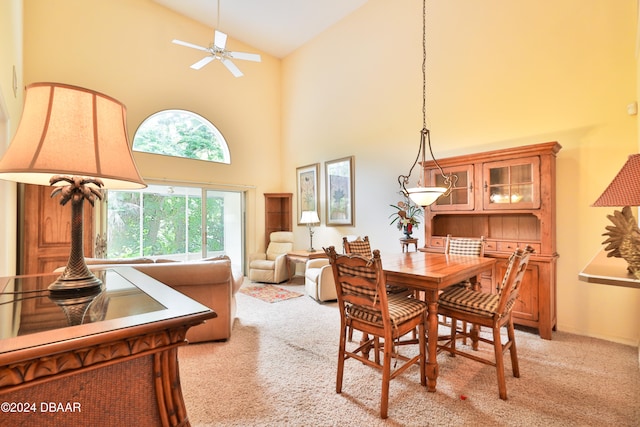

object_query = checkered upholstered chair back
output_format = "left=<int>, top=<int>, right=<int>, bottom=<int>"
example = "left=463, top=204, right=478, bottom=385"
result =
left=329, top=246, right=386, bottom=314
left=342, top=236, right=372, bottom=258
left=323, top=245, right=428, bottom=419
left=495, top=246, right=534, bottom=316
left=444, top=235, right=485, bottom=257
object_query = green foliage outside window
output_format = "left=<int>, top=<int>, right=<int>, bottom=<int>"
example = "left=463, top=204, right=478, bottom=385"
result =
left=107, top=186, right=224, bottom=259
left=108, top=109, right=231, bottom=260
left=133, top=110, right=230, bottom=163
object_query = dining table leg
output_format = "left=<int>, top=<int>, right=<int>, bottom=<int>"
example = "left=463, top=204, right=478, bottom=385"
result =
left=425, top=290, right=439, bottom=392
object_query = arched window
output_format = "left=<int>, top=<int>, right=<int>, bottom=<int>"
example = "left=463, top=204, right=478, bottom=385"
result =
left=132, top=109, right=230, bottom=163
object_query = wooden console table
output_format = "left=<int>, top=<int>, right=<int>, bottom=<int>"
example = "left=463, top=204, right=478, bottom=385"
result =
left=0, top=267, right=215, bottom=426
left=579, top=248, right=640, bottom=366
left=578, top=248, right=640, bottom=288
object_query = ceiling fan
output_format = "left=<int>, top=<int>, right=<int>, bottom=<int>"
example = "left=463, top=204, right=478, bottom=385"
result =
left=171, top=0, right=261, bottom=77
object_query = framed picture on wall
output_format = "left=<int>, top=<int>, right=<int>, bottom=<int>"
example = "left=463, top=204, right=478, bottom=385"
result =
left=296, top=163, right=320, bottom=224
left=325, top=156, right=354, bottom=226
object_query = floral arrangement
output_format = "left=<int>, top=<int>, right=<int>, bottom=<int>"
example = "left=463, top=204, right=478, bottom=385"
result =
left=389, top=196, right=423, bottom=237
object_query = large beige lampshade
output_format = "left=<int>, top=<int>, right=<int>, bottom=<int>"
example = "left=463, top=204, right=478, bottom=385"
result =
left=0, top=82, right=145, bottom=189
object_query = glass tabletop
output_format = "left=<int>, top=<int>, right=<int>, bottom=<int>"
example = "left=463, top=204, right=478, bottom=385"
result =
left=0, top=269, right=165, bottom=341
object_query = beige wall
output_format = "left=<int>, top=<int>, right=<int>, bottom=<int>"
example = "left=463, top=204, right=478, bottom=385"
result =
left=23, top=0, right=283, bottom=260
left=6, top=0, right=639, bottom=345
left=282, top=0, right=639, bottom=345
left=0, top=0, right=23, bottom=277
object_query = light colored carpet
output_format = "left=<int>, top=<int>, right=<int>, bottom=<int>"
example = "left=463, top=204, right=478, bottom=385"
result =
left=179, top=281, right=640, bottom=426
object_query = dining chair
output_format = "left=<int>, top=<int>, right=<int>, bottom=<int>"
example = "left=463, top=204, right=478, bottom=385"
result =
left=324, top=246, right=428, bottom=419
left=342, top=236, right=410, bottom=343
left=342, top=235, right=372, bottom=257
left=441, top=234, right=487, bottom=342
left=437, top=246, right=534, bottom=400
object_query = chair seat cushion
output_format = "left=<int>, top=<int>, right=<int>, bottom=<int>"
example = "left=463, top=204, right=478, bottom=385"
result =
left=438, top=286, right=499, bottom=317
left=348, top=296, right=427, bottom=327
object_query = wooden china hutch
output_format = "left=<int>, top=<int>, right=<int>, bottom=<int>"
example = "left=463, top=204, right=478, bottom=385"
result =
left=420, top=141, right=561, bottom=339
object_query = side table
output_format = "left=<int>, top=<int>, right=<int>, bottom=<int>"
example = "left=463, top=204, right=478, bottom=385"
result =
left=579, top=248, right=640, bottom=366
left=286, top=250, right=328, bottom=280
left=0, top=267, right=215, bottom=426
left=400, top=238, right=419, bottom=252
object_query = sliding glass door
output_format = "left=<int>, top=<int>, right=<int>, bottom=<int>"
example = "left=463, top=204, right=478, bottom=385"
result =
left=106, top=184, right=244, bottom=270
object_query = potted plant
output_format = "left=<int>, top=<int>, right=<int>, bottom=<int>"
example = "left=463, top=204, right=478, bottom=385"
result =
left=389, top=196, right=423, bottom=238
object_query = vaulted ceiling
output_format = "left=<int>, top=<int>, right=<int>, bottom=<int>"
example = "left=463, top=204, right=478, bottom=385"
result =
left=153, top=0, right=369, bottom=58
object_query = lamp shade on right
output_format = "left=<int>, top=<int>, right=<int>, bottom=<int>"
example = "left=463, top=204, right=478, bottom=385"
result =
left=592, top=154, right=640, bottom=207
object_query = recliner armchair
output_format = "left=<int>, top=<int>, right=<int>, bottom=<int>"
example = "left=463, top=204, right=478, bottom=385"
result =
left=304, top=258, right=336, bottom=302
left=248, top=231, right=294, bottom=283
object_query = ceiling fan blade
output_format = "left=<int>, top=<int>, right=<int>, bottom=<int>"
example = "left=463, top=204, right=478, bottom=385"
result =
left=228, top=51, right=261, bottom=62
left=221, top=58, right=244, bottom=77
left=190, top=56, right=214, bottom=70
left=214, top=30, right=227, bottom=50
left=172, top=39, right=209, bottom=52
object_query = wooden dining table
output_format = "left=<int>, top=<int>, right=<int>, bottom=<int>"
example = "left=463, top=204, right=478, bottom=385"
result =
left=381, top=251, right=497, bottom=392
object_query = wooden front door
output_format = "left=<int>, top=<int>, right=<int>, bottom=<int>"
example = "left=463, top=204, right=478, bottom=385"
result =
left=20, top=183, right=94, bottom=275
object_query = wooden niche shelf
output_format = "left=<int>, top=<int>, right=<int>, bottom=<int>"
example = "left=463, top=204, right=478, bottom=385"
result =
left=421, top=141, right=561, bottom=339
left=264, top=193, right=292, bottom=248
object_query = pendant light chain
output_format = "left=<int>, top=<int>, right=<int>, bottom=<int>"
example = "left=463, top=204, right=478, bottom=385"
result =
left=422, top=0, right=427, bottom=131
left=422, top=0, right=452, bottom=184
left=397, top=0, right=455, bottom=204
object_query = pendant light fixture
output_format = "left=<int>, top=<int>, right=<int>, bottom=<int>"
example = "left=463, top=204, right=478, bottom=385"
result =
left=398, top=0, right=455, bottom=207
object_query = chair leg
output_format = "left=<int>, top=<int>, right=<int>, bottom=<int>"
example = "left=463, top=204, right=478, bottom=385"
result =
left=380, top=339, right=392, bottom=419
left=336, top=327, right=347, bottom=394
left=419, top=322, right=427, bottom=386
left=461, top=320, right=468, bottom=345
left=450, top=318, right=458, bottom=355
left=492, top=325, right=508, bottom=400
left=360, top=333, right=372, bottom=361
left=507, top=318, right=520, bottom=378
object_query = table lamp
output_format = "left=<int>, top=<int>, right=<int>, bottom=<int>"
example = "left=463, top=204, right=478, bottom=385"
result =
left=0, top=82, right=146, bottom=292
left=300, top=210, right=320, bottom=252
left=592, top=154, right=640, bottom=275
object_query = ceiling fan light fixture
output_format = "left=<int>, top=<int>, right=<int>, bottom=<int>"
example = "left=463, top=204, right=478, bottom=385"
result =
left=171, top=1, right=261, bottom=77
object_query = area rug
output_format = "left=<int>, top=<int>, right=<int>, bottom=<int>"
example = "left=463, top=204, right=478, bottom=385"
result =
left=239, top=284, right=303, bottom=303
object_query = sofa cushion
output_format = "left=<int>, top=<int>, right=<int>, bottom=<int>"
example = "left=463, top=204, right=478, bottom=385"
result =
left=250, top=259, right=276, bottom=270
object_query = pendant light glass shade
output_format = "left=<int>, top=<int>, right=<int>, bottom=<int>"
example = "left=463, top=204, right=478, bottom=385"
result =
left=406, top=186, right=447, bottom=207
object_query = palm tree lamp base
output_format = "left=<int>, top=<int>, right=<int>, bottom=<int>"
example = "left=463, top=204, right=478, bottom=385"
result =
left=48, top=176, right=104, bottom=292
